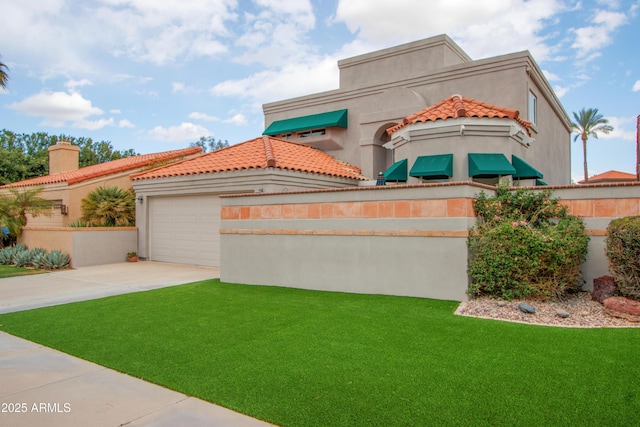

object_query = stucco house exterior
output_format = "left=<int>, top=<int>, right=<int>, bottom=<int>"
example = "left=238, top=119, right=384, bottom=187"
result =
left=0, top=141, right=201, bottom=227
left=131, top=136, right=366, bottom=267
left=262, top=34, right=571, bottom=185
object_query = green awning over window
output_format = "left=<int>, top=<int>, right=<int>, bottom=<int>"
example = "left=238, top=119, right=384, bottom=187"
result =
left=536, top=179, right=548, bottom=186
left=410, top=154, right=453, bottom=179
left=263, top=109, right=348, bottom=136
left=468, top=153, right=516, bottom=177
left=512, top=155, right=544, bottom=179
left=383, top=159, right=408, bottom=182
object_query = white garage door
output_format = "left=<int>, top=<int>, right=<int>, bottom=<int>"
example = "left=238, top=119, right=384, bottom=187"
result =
left=149, top=195, right=220, bottom=267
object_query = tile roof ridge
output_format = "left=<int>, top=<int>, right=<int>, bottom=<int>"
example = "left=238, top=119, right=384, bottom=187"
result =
left=262, top=136, right=277, bottom=168
left=451, top=94, right=467, bottom=118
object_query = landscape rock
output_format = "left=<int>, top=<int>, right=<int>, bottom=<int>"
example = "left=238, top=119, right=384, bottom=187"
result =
left=518, top=303, right=536, bottom=314
left=592, top=275, right=617, bottom=304
left=556, top=309, right=570, bottom=318
left=603, top=297, right=640, bottom=322
left=497, top=301, right=507, bottom=307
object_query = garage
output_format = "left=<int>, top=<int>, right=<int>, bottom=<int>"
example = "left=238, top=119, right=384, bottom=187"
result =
left=148, top=194, right=220, bottom=267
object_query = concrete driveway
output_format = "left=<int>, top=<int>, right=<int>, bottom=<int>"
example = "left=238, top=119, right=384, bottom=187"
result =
left=0, top=262, right=276, bottom=427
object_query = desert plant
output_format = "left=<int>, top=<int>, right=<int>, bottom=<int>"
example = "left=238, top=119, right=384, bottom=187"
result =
left=468, top=187, right=589, bottom=300
left=67, top=219, right=93, bottom=227
left=0, top=247, right=15, bottom=265
left=80, top=186, right=135, bottom=227
left=0, top=187, right=53, bottom=237
left=13, top=249, right=33, bottom=267
left=606, top=216, right=640, bottom=301
left=42, top=250, right=70, bottom=270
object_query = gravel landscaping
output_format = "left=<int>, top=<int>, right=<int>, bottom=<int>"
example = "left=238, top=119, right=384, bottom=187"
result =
left=456, top=292, right=640, bottom=328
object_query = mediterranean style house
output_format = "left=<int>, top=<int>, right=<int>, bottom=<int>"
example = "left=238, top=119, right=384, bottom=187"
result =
left=262, top=34, right=571, bottom=185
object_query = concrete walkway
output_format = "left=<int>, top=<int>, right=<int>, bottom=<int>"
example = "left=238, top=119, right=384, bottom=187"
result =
left=0, top=262, right=276, bottom=426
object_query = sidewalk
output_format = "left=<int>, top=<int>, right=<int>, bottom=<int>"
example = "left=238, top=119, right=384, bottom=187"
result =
left=0, top=262, right=276, bottom=426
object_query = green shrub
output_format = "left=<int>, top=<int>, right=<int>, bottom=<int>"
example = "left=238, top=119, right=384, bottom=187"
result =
left=13, top=250, right=33, bottom=267
left=80, top=186, right=135, bottom=227
left=42, top=250, right=70, bottom=270
left=0, top=247, right=15, bottom=265
left=606, top=216, right=640, bottom=301
left=468, top=186, right=589, bottom=300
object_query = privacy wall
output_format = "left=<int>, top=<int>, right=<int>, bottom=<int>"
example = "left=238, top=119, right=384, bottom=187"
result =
left=220, top=181, right=640, bottom=302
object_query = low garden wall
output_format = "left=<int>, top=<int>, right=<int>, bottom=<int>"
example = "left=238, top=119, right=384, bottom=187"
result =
left=19, top=226, right=138, bottom=268
left=220, top=181, right=640, bottom=302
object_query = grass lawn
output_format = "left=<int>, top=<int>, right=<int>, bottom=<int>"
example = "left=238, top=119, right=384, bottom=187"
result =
left=0, top=279, right=638, bottom=426
left=0, top=264, right=47, bottom=279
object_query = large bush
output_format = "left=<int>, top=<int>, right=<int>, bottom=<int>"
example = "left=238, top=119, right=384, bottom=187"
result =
left=606, top=216, right=640, bottom=301
left=468, top=186, right=589, bottom=300
left=80, top=186, right=135, bottom=227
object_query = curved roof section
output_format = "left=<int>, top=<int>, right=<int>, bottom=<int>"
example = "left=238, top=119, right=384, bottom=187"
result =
left=132, top=136, right=367, bottom=181
left=2, top=147, right=202, bottom=188
left=386, top=94, right=532, bottom=136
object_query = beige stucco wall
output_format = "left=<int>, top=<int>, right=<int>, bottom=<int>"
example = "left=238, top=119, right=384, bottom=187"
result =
left=219, top=182, right=639, bottom=301
left=19, top=226, right=137, bottom=268
left=263, top=35, right=571, bottom=184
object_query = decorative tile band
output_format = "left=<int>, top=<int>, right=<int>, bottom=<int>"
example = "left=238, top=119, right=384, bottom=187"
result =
left=559, top=198, right=640, bottom=218
left=221, top=198, right=475, bottom=220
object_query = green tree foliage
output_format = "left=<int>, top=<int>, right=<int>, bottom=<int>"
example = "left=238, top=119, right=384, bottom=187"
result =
left=0, top=187, right=52, bottom=238
left=0, top=130, right=137, bottom=185
left=0, top=55, right=8, bottom=89
left=468, top=186, right=589, bottom=300
left=571, top=108, right=613, bottom=183
left=606, top=216, right=640, bottom=301
left=189, top=136, right=230, bottom=153
left=80, top=186, right=135, bottom=227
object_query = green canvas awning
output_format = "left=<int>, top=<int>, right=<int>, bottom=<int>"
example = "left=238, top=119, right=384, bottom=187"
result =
left=383, top=159, right=408, bottom=182
left=512, top=155, right=543, bottom=179
left=263, top=109, right=348, bottom=136
left=468, top=153, right=516, bottom=177
left=410, top=154, right=453, bottom=179
left=536, top=179, right=548, bottom=186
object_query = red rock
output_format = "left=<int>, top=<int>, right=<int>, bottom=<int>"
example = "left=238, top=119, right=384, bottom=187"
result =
left=592, top=275, right=617, bottom=304
left=603, top=297, right=640, bottom=322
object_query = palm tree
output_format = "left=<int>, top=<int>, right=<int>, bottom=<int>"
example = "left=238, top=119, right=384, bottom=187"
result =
left=81, top=186, right=135, bottom=226
left=0, top=56, right=9, bottom=90
left=571, top=108, right=613, bottom=183
left=0, top=187, right=52, bottom=237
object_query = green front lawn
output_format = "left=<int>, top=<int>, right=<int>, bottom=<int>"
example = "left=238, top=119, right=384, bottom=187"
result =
left=0, top=280, right=638, bottom=426
left=0, top=264, right=47, bottom=278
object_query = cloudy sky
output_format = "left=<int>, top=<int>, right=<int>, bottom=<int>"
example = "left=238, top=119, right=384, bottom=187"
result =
left=1, top=0, right=639, bottom=182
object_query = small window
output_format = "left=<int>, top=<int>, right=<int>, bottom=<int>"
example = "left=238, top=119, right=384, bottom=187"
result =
left=528, top=91, right=537, bottom=125
left=298, top=129, right=326, bottom=138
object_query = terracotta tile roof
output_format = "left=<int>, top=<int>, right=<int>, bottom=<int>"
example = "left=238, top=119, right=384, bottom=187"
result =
left=579, top=170, right=637, bottom=184
left=386, top=94, right=532, bottom=136
left=2, top=147, right=201, bottom=188
left=132, top=136, right=367, bottom=181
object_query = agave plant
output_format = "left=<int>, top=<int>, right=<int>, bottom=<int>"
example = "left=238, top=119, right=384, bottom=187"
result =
left=81, top=186, right=135, bottom=227
left=0, top=247, right=14, bottom=265
left=13, top=249, right=33, bottom=267
left=42, top=250, right=70, bottom=270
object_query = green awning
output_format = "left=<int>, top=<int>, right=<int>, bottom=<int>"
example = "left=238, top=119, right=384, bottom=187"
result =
left=263, top=109, right=348, bottom=136
left=536, top=179, right=548, bottom=186
left=512, top=155, right=543, bottom=179
left=468, top=153, right=516, bottom=178
left=410, top=154, right=453, bottom=179
left=383, top=159, right=408, bottom=182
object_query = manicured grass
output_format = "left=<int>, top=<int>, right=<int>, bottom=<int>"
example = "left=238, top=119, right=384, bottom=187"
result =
left=0, top=280, right=638, bottom=426
left=0, top=265, right=47, bottom=278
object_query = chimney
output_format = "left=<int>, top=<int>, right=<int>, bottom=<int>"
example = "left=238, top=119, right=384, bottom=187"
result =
left=48, top=140, right=80, bottom=175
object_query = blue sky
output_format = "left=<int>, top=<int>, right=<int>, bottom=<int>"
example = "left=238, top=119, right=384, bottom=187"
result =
left=1, top=0, right=639, bottom=182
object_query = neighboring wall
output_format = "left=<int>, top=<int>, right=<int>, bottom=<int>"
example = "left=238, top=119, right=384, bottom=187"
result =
left=220, top=182, right=640, bottom=301
left=19, top=227, right=137, bottom=268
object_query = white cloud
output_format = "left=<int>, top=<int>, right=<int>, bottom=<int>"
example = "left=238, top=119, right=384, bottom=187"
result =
left=570, top=10, right=627, bottom=60
left=74, top=118, right=115, bottom=130
left=333, top=0, right=566, bottom=61
left=223, top=113, right=248, bottom=126
left=553, top=85, right=569, bottom=98
left=633, top=80, right=640, bottom=92
left=188, top=112, right=220, bottom=122
left=118, top=119, right=135, bottom=128
left=212, top=57, right=339, bottom=107
left=65, top=79, right=93, bottom=92
left=8, top=91, right=103, bottom=126
left=600, top=116, right=637, bottom=141
left=147, top=122, right=212, bottom=142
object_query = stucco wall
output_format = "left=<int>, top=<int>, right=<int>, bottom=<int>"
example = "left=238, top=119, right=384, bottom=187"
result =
left=19, top=227, right=137, bottom=268
left=220, top=182, right=639, bottom=301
